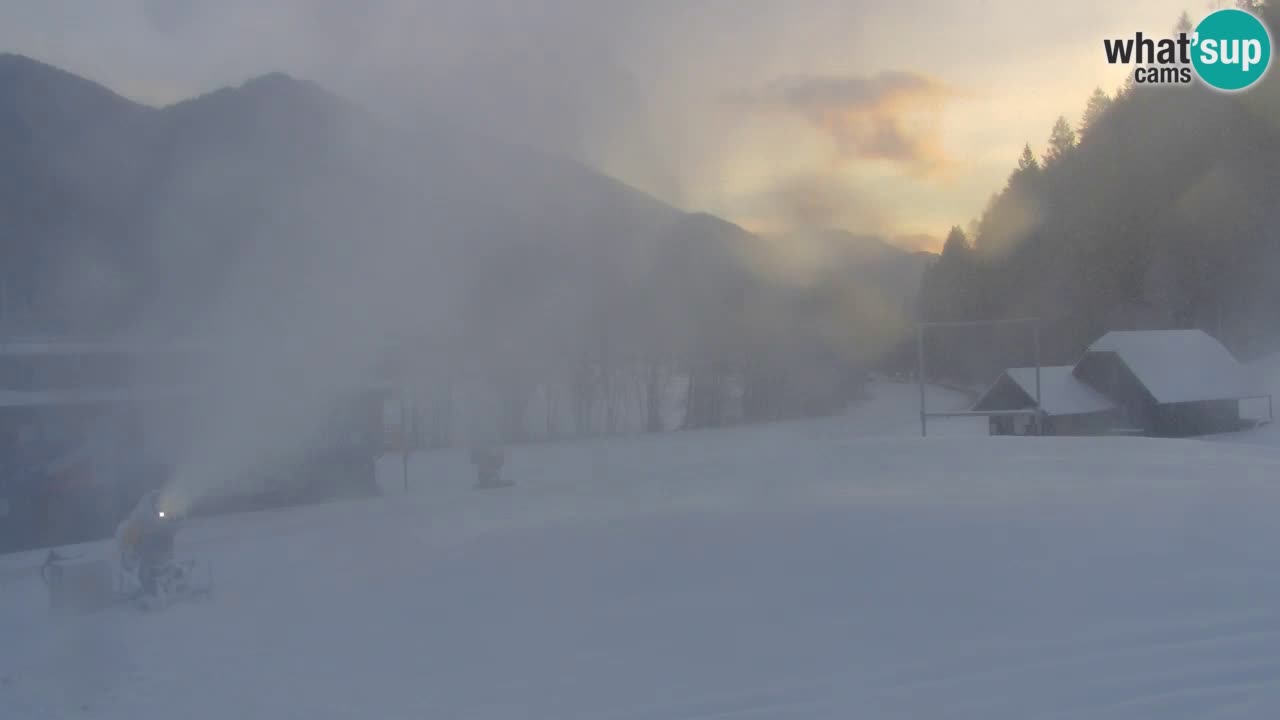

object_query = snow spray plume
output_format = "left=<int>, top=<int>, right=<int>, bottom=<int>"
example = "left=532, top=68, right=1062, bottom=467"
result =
left=97, top=2, right=934, bottom=492
left=720, top=173, right=924, bottom=371
left=138, top=86, right=468, bottom=511
left=139, top=70, right=676, bottom=509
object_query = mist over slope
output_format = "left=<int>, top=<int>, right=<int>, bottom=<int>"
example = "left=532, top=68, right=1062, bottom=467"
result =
left=0, top=53, right=684, bottom=337
left=0, top=54, right=927, bottom=508
left=758, top=229, right=931, bottom=311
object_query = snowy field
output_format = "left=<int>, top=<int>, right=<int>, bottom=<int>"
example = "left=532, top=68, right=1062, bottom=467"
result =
left=5, top=381, right=1280, bottom=718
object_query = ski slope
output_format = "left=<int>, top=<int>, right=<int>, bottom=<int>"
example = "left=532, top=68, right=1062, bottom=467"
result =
left=4, top=381, right=1280, bottom=719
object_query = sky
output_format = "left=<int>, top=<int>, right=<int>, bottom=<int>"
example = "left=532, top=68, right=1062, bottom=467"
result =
left=3, top=0, right=1199, bottom=249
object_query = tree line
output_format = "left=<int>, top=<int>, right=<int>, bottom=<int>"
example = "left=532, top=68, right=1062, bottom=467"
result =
left=914, top=0, right=1280, bottom=384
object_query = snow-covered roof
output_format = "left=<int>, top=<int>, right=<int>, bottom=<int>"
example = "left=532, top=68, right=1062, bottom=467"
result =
left=973, top=366, right=1115, bottom=416
left=1006, top=366, right=1116, bottom=416
left=1084, top=329, right=1264, bottom=404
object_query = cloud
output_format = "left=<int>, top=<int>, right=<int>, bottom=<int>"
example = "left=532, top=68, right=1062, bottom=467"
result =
left=727, top=71, right=952, bottom=174
left=764, top=71, right=945, bottom=111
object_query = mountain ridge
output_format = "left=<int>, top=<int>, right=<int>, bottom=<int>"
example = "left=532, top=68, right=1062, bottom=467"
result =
left=0, top=54, right=923, bottom=379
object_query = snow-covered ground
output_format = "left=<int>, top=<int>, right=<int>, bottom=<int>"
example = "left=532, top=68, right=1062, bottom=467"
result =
left=5, top=381, right=1280, bottom=719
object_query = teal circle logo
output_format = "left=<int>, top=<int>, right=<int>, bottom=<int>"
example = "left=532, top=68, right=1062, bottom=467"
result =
left=1192, top=9, right=1272, bottom=91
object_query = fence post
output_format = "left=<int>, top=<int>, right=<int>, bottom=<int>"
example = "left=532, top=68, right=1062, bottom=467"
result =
left=917, top=324, right=926, bottom=437
left=400, top=394, right=409, bottom=492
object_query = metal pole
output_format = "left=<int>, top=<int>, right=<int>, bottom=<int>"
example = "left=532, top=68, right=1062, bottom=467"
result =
left=917, top=324, right=927, bottom=437
left=1033, top=321, right=1042, bottom=436
left=400, top=394, right=409, bottom=492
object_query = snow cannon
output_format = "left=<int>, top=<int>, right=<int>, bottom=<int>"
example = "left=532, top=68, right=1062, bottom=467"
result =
left=470, top=446, right=511, bottom=490
left=132, top=557, right=215, bottom=610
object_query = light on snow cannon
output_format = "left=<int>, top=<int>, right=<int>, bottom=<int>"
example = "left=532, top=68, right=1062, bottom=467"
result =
left=158, top=511, right=166, bottom=519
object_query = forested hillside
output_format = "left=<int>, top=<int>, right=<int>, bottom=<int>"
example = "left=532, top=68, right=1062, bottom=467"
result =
left=917, top=1, right=1280, bottom=381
